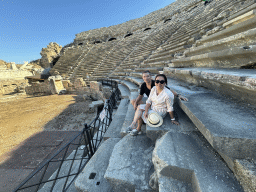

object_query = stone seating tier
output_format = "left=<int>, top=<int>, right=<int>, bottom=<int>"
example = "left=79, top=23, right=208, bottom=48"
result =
left=197, top=14, right=256, bottom=46
left=217, top=0, right=256, bottom=27
left=134, top=67, right=163, bottom=74
left=171, top=44, right=256, bottom=68
left=185, top=27, right=256, bottom=57
left=164, top=67, right=256, bottom=106
left=140, top=61, right=167, bottom=68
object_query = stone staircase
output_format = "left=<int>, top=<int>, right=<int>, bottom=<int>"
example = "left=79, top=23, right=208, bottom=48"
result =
left=50, top=45, right=92, bottom=78
left=71, top=41, right=118, bottom=82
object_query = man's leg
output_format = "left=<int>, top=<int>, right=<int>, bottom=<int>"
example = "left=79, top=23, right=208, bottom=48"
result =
left=131, top=99, right=144, bottom=110
left=136, top=117, right=143, bottom=132
left=129, top=108, right=144, bottom=128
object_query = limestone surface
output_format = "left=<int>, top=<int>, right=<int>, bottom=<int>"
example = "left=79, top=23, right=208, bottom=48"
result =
left=40, top=42, right=62, bottom=68
left=104, top=135, right=154, bottom=192
left=152, top=131, right=243, bottom=191
left=75, top=138, right=121, bottom=192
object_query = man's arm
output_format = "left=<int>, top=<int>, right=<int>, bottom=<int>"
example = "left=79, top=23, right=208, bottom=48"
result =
left=133, top=95, right=143, bottom=110
left=169, top=89, right=188, bottom=101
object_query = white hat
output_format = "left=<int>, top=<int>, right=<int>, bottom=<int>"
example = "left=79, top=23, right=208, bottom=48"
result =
left=146, top=112, right=163, bottom=127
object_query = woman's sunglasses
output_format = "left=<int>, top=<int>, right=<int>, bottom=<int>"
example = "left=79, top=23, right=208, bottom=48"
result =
left=155, top=80, right=165, bottom=84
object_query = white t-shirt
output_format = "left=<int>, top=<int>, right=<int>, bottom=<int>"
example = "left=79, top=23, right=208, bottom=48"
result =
left=146, top=86, right=174, bottom=113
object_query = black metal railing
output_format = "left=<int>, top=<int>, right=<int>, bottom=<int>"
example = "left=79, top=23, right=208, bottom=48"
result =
left=14, top=79, right=121, bottom=192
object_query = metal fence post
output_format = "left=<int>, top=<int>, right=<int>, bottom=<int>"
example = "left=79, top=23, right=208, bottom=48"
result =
left=84, top=123, right=94, bottom=158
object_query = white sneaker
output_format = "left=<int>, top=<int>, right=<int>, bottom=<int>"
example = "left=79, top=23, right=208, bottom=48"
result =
left=130, top=129, right=141, bottom=136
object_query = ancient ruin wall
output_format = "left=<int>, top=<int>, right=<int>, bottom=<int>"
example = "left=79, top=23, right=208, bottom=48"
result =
left=74, top=0, right=201, bottom=44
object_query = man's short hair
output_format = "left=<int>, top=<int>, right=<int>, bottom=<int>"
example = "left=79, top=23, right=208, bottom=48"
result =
left=142, top=70, right=151, bottom=75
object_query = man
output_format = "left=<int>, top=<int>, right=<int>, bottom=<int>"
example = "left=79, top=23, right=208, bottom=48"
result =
left=128, top=70, right=188, bottom=134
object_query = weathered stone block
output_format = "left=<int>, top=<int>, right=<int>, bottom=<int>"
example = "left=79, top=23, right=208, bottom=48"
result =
left=104, top=135, right=154, bottom=192
left=75, top=138, right=121, bottom=192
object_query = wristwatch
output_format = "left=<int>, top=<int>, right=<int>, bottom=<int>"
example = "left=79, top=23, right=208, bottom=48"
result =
left=171, top=118, right=175, bottom=121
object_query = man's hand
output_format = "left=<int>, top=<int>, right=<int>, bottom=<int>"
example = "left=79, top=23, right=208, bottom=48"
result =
left=133, top=102, right=138, bottom=110
left=179, top=95, right=188, bottom=101
left=171, top=120, right=179, bottom=125
left=144, top=111, right=148, bottom=119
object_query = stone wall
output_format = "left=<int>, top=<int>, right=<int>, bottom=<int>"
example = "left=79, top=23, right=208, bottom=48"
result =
left=74, top=0, right=200, bottom=44
left=25, top=80, right=52, bottom=95
left=0, top=79, right=28, bottom=95
left=0, top=70, right=33, bottom=79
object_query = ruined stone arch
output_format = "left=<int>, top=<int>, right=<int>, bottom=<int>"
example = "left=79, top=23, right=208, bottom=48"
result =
left=164, top=18, right=171, bottom=23
left=94, top=40, right=102, bottom=44
left=124, top=33, right=133, bottom=38
left=108, top=38, right=116, bottom=41
left=144, top=28, right=151, bottom=32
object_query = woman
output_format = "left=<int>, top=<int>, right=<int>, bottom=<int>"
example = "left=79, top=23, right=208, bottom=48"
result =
left=128, top=74, right=179, bottom=136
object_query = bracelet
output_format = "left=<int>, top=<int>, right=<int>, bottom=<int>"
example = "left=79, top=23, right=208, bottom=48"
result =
left=171, top=118, right=175, bottom=121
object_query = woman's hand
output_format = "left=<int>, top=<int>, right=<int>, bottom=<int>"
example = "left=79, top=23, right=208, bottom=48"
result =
left=171, top=120, right=179, bottom=125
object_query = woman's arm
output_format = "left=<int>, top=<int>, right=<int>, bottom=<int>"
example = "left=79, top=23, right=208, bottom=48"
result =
left=166, top=90, right=179, bottom=125
left=144, top=103, right=151, bottom=119
left=169, top=111, right=179, bottom=125
left=169, top=89, right=188, bottom=101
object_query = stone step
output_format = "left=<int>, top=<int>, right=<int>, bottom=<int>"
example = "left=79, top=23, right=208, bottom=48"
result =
left=146, top=104, right=196, bottom=143
left=197, top=14, right=256, bottom=46
left=185, top=27, right=256, bottom=57
left=158, top=175, right=193, bottom=192
left=152, top=131, right=243, bottom=192
left=125, top=76, right=144, bottom=86
left=140, top=61, right=167, bottom=68
left=129, top=72, right=143, bottom=78
left=134, top=67, right=163, bottom=74
left=117, top=84, right=130, bottom=99
left=104, top=135, right=154, bottom=192
left=103, top=98, right=130, bottom=141
left=164, top=67, right=256, bottom=106
left=171, top=44, right=256, bottom=68
left=233, top=158, right=256, bottom=192
left=120, top=80, right=139, bottom=92
left=75, top=138, right=121, bottom=192
left=218, top=2, right=256, bottom=27
left=165, top=77, right=256, bottom=172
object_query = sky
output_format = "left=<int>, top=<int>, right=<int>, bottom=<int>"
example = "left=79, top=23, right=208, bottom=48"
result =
left=0, top=0, right=175, bottom=64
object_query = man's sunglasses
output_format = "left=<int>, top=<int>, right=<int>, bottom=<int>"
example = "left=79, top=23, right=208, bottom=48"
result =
left=155, top=80, right=165, bottom=84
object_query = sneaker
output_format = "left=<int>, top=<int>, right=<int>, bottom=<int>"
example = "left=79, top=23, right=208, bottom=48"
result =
left=126, top=126, right=133, bottom=133
left=130, top=129, right=141, bottom=136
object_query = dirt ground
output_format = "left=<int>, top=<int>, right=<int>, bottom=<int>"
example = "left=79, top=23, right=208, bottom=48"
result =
left=0, top=93, right=96, bottom=161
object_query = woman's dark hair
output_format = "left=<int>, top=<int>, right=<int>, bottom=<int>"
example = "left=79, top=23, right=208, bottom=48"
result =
left=155, top=74, right=167, bottom=84
left=155, top=74, right=170, bottom=89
